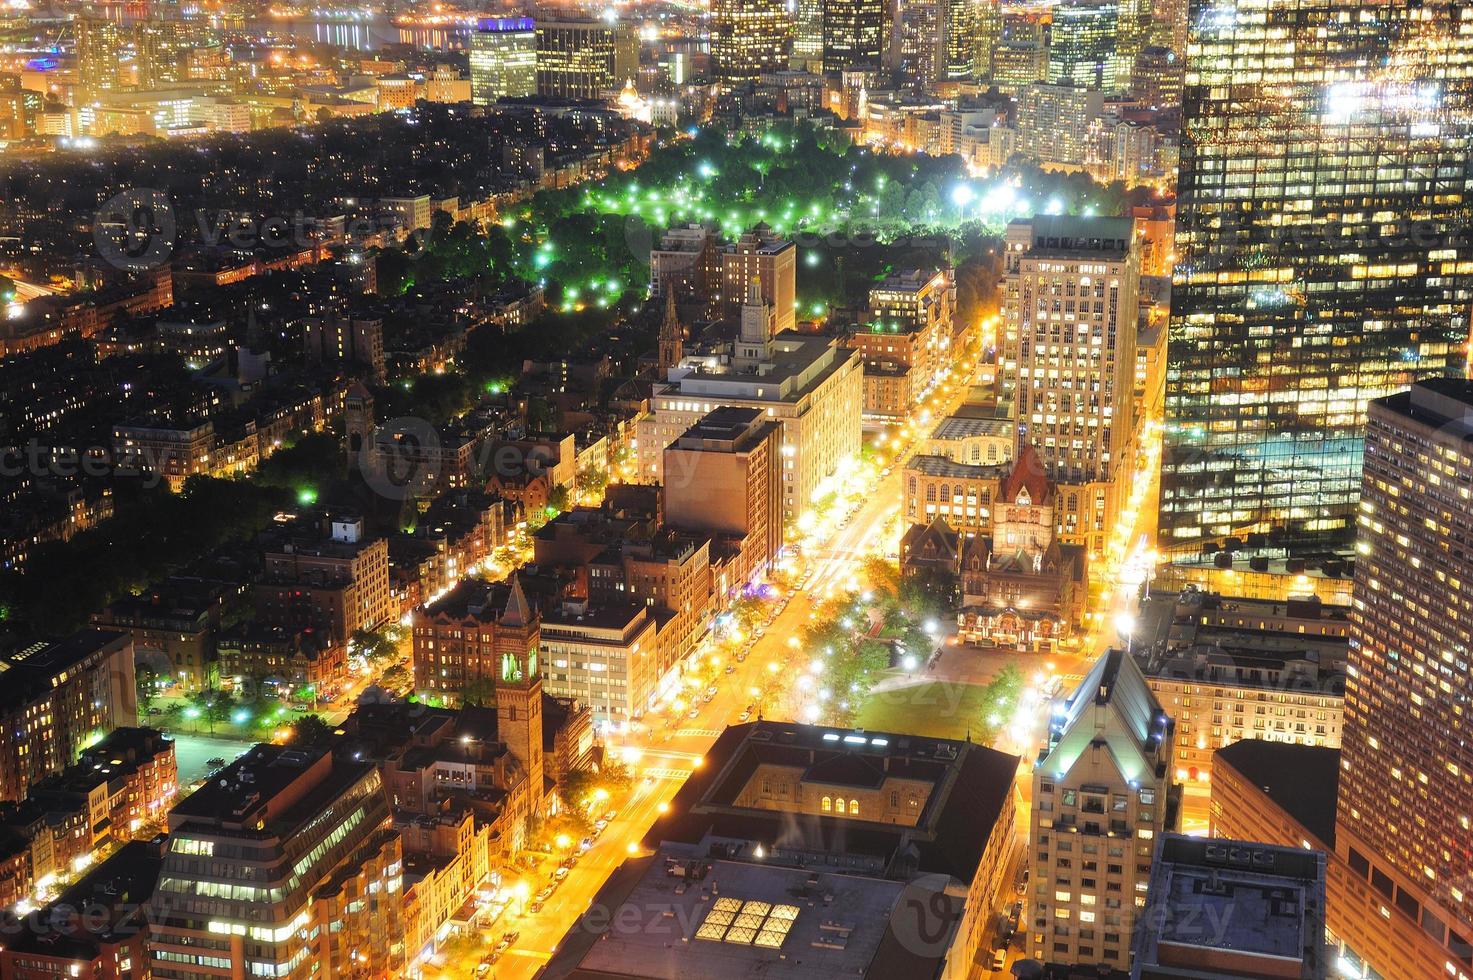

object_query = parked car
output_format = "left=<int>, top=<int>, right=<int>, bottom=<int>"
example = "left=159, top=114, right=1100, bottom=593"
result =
left=991, top=948, right=1007, bottom=971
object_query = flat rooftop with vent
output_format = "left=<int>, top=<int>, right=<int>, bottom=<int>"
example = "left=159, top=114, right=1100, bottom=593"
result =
left=1132, top=833, right=1328, bottom=980
left=543, top=721, right=1021, bottom=980
left=542, top=845, right=964, bottom=980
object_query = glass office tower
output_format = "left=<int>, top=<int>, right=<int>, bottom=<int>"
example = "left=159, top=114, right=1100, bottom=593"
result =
left=1160, top=0, right=1473, bottom=557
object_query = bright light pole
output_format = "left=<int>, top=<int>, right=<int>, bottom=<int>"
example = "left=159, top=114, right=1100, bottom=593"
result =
left=1114, top=611, right=1137, bottom=655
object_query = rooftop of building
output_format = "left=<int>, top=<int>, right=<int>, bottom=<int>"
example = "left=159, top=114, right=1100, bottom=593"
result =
left=0, top=839, right=164, bottom=958
left=906, top=453, right=1006, bottom=480
left=870, top=268, right=947, bottom=295
left=1138, top=834, right=1325, bottom=976
left=169, top=743, right=372, bottom=838
left=1137, top=591, right=1349, bottom=691
left=1010, top=213, right=1136, bottom=258
left=671, top=406, right=775, bottom=450
left=1374, top=377, right=1473, bottom=437
left=0, top=629, right=130, bottom=712
left=645, top=721, right=1018, bottom=887
left=929, top=414, right=1014, bottom=441
left=660, top=331, right=856, bottom=404
left=541, top=846, right=964, bottom=980
left=541, top=599, right=652, bottom=633
left=419, top=576, right=532, bottom=626
left=1213, top=741, right=1340, bottom=849
left=1040, top=649, right=1172, bottom=784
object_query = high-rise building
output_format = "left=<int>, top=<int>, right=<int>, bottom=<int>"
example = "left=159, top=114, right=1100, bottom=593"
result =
left=895, top=0, right=945, bottom=91
left=1336, top=380, right=1473, bottom=980
left=711, top=0, right=788, bottom=88
left=0, top=629, right=138, bottom=803
left=992, top=40, right=1048, bottom=95
left=663, top=406, right=784, bottom=588
left=469, top=17, right=537, bottom=103
left=1004, top=215, right=1140, bottom=558
left=791, top=0, right=827, bottom=69
left=1014, top=82, right=1106, bottom=167
left=1046, top=0, right=1122, bottom=91
left=1133, top=834, right=1329, bottom=979
left=720, top=226, right=797, bottom=332
left=1030, top=649, right=1179, bottom=970
left=938, top=0, right=976, bottom=82
left=149, top=744, right=405, bottom=979
left=852, top=268, right=954, bottom=419
left=1159, top=0, right=1473, bottom=561
left=822, top=0, right=885, bottom=72
left=75, top=16, right=128, bottom=103
left=535, top=20, right=638, bottom=99
left=638, top=319, right=860, bottom=522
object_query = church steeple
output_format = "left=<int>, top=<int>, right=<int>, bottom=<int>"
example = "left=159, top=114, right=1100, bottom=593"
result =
left=658, top=289, right=683, bottom=374
left=734, top=275, right=775, bottom=369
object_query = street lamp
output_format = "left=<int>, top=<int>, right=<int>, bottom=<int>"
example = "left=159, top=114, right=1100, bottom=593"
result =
left=1115, top=611, right=1137, bottom=654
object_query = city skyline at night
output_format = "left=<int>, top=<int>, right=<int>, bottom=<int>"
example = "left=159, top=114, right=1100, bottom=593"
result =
left=0, top=3, right=1464, bottom=980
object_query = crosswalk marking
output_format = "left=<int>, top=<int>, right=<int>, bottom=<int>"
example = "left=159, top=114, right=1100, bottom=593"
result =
left=645, top=767, right=694, bottom=781
left=676, top=727, right=723, bottom=738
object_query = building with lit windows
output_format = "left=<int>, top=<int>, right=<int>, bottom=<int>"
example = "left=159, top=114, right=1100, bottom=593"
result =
left=822, top=0, right=885, bottom=72
left=469, top=18, right=536, bottom=103
left=1030, top=649, right=1179, bottom=971
left=1, top=839, right=163, bottom=980
left=149, top=744, right=405, bottom=980
left=957, top=445, right=1086, bottom=650
left=791, top=0, right=826, bottom=70
left=637, top=289, right=861, bottom=522
left=1135, top=590, right=1348, bottom=829
left=850, top=269, right=954, bottom=420
left=1159, top=0, right=1473, bottom=568
left=711, top=0, right=789, bottom=87
left=1004, top=215, right=1140, bottom=558
left=1334, top=380, right=1473, bottom=980
left=541, top=721, right=1020, bottom=980
left=1047, top=0, right=1122, bottom=91
left=0, top=629, right=138, bottom=804
left=1014, top=82, right=1106, bottom=168
left=664, top=407, right=785, bottom=589
left=535, top=20, right=638, bottom=99
left=719, top=226, right=797, bottom=333
left=538, top=601, right=660, bottom=727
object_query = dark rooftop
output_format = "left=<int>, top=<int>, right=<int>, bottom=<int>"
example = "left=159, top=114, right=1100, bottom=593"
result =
left=1213, top=740, right=1340, bottom=848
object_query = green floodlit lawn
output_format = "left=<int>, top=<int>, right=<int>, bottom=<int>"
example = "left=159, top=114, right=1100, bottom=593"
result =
left=855, top=679, right=992, bottom=740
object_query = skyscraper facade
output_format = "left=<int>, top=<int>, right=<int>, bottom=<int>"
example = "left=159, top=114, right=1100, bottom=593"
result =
left=535, top=20, right=638, bottom=99
left=1004, top=215, right=1141, bottom=558
left=469, top=17, right=537, bottom=103
left=1046, top=0, right=1122, bottom=91
left=711, top=0, right=789, bottom=87
left=1336, top=380, right=1473, bottom=980
left=822, top=0, right=886, bottom=72
left=1159, top=0, right=1473, bottom=559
